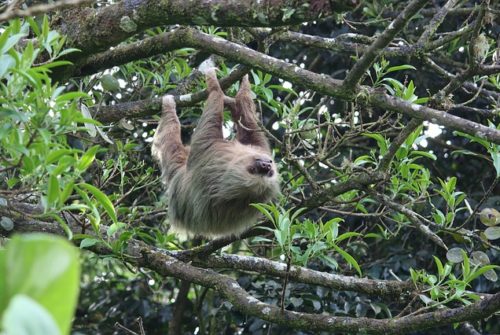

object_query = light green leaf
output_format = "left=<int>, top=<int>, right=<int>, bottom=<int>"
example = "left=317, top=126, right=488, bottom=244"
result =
left=2, top=295, right=60, bottom=335
left=78, top=183, right=117, bottom=224
left=446, top=247, right=464, bottom=263
left=76, top=145, right=100, bottom=172
left=484, top=226, right=500, bottom=240
left=79, top=238, right=99, bottom=249
left=333, top=244, right=362, bottom=277
left=3, top=234, right=80, bottom=335
left=47, top=174, right=59, bottom=206
left=386, top=64, right=416, bottom=73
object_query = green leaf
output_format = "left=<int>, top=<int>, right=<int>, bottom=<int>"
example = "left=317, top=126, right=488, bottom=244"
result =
left=386, top=64, right=416, bottom=74
left=333, top=244, right=362, bottom=276
left=1, top=33, right=26, bottom=54
left=446, top=247, right=464, bottom=263
left=55, top=91, right=88, bottom=103
left=78, top=183, right=117, bottom=224
left=410, top=151, right=437, bottom=160
left=484, top=226, right=500, bottom=240
left=363, top=133, right=388, bottom=154
left=433, top=256, right=444, bottom=277
left=466, top=265, right=499, bottom=283
left=335, top=232, right=362, bottom=243
left=2, top=234, right=80, bottom=335
left=107, top=222, right=126, bottom=236
left=76, top=145, right=100, bottom=171
left=46, top=149, right=77, bottom=165
left=2, top=295, right=60, bottom=335
left=47, top=174, right=59, bottom=207
left=0, top=54, right=15, bottom=78
left=79, top=238, right=99, bottom=249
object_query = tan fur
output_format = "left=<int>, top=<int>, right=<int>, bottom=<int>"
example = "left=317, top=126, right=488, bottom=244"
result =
left=152, top=70, right=280, bottom=238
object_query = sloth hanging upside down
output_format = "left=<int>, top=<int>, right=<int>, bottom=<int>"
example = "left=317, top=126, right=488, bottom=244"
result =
left=152, top=69, right=280, bottom=238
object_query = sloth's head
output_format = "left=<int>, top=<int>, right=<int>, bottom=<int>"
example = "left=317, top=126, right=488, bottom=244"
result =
left=216, top=144, right=279, bottom=199
left=247, top=157, right=275, bottom=178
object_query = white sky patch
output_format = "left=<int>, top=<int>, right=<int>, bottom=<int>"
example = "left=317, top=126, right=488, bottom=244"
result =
left=118, top=79, right=127, bottom=88
left=282, top=81, right=293, bottom=89
left=223, top=120, right=234, bottom=138
left=459, top=46, right=465, bottom=53
left=116, top=93, right=122, bottom=99
left=272, top=122, right=279, bottom=130
left=142, top=122, right=147, bottom=127
left=148, top=279, right=155, bottom=286
left=319, top=105, right=328, bottom=115
left=424, top=121, right=443, bottom=138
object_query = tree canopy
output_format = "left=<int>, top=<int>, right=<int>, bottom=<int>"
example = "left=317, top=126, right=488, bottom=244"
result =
left=0, top=0, right=499, bottom=334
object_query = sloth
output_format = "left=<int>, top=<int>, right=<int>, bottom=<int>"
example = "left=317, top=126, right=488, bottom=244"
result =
left=152, top=69, right=280, bottom=238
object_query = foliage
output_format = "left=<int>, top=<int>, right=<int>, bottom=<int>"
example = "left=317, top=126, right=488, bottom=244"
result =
left=0, top=1, right=499, bottom=334
left=0, top=234, right=80, bottom=335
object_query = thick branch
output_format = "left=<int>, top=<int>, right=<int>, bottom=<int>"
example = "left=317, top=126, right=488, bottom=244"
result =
left=2, top=203, right=499, bottom=334
left=133, top=243, right=500, bottom=334
left=56, top=0, right=356, bottom=55
left=91, top=28, right=500, bottom=144
left=0, top=0, right=93, bottom=23
left=95, top=65, right=248, bottom=123
left=194, top=253, right=414, bottom=297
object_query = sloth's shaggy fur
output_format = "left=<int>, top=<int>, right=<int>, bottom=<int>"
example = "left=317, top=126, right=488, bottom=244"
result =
left=152, top=70, right=279, bottom=237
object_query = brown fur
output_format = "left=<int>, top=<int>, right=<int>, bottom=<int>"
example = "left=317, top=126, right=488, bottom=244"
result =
left=152, top=70, right=280, bottom=238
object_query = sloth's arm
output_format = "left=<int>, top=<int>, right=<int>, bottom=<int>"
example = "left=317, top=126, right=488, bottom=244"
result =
left=232, top=75, right=271, bottom=153
left=151, top=95, right=188, bottom=182
left=188, top=69, right=225, bottom=164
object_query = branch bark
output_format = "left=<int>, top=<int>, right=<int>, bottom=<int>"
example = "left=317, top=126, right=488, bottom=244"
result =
left=55, top=0, right=356, bottom=56
left=88, top=28, right=500, bottom=145
left=1, top=202, right=498, bottom=334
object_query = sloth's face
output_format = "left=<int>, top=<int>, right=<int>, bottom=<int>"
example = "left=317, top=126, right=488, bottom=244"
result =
left=247, top=157, right=275, bottom=178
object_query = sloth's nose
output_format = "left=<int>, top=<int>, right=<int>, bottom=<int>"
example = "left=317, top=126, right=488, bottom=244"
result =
left=255, top=158, right=273, bottom=176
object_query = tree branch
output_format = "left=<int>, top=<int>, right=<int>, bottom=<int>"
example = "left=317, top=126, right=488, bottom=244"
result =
left=56, top=0, right=357, bottom=56
left=341, top=0, right=427, bottom=90
left=89, top=28, right=500, bottom=144
left=2, top=201, right=498, bottom=334
left=0, top=0, right=93, bottom=23
left=192, top=253, right=414, bottom=297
